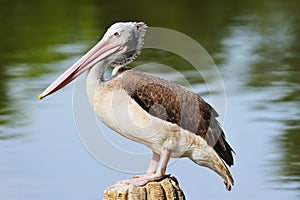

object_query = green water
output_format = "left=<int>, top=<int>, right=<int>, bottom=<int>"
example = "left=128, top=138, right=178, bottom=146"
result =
left=0, top=0, right=299, bottom=199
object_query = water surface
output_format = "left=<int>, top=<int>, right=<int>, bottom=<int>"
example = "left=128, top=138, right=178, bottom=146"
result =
left=0, top=0, right=299, bottom=199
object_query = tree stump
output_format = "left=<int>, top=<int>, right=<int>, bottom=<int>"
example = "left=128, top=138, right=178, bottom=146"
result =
left=103, top=176, right=185, bottom=200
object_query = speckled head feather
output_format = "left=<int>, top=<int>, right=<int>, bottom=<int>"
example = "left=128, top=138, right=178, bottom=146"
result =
left=110, top=22, right=147, bottom=66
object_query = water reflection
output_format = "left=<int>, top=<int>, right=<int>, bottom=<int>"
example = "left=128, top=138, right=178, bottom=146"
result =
left=220, top=0, right=300, bottom=192
left=245, top=2, right=300, bottom=191
left=0, top=0, right=300, bottom=199
left=0, top=0, right=98, bottom=138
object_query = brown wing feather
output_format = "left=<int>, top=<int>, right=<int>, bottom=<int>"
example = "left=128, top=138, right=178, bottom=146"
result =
left=119, top=67, right=234, bottom=166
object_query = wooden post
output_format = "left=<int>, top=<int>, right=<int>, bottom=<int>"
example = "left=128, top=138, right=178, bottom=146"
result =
left=103, top=176, right=185, bottom=200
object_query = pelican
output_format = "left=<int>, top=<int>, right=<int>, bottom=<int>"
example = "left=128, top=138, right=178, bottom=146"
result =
left=39, top=22, right=234, bottom=190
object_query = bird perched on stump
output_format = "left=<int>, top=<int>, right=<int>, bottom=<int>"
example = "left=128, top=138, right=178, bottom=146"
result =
left=39, top=21, right=235, bottom=191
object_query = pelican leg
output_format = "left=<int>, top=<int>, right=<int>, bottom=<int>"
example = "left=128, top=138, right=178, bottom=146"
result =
left=127, top=149, right=171, bottom=186
left=146, top=151, right=161, bottom=175
left=132, top=151, right=160, bottom=178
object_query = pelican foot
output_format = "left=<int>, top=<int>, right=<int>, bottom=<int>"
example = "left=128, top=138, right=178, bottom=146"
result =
left=132, top=172, right=155, bottom=179
left=116, top=174, right=170, bottom=186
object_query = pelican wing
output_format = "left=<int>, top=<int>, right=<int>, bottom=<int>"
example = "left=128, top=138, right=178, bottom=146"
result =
left=118, top=67, right=234, bottom=166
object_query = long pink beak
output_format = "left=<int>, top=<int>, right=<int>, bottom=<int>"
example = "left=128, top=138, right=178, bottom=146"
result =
left=38, top=38, right=122, bottom=100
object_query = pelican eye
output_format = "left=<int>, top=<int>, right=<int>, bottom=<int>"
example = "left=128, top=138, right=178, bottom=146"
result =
left=113, top=32, right=120, bottom=37
left=136, top=25, right=140, bottom=30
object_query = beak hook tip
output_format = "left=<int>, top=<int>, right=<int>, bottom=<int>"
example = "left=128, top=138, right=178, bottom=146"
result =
left=38, top=94, right=43, bottom=101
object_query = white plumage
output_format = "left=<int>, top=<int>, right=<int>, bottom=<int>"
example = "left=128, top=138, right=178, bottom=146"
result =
left=39, top=22, right=234, bottom=190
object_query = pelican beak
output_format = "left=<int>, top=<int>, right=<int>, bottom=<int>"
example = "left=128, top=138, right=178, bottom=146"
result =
left=38, top=38, right=122, bottom=100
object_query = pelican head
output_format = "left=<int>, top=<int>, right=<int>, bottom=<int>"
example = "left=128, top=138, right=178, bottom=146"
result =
left=38, top=21, right=147, bottom=100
